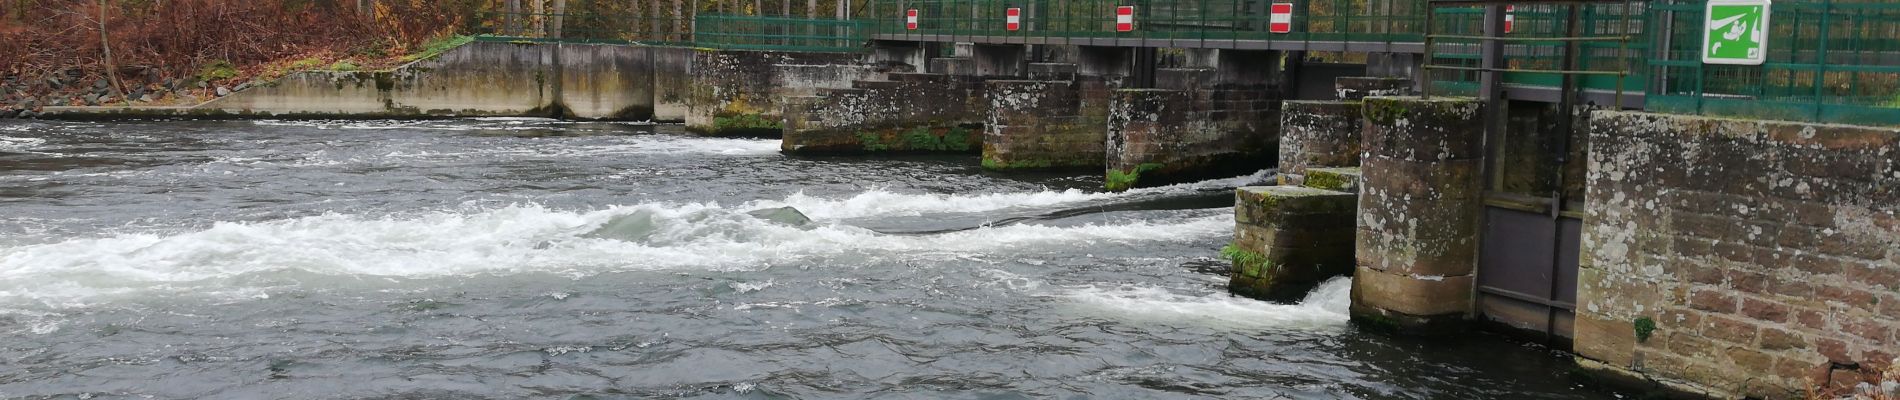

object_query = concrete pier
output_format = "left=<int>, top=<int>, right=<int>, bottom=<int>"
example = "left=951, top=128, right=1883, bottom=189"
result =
left=1350, top=96, right=1486, bottom=333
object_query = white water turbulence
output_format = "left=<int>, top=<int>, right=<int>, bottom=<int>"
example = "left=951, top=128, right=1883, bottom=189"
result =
left=749, top=169, right=1276, bottom=219
left=0, top=199, right=1231, bottom=309
left=1063, top=277, right=1355, bottom=331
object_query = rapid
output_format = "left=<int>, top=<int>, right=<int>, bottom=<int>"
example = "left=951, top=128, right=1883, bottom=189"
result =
left=0, top=119, right=1617, bottom=399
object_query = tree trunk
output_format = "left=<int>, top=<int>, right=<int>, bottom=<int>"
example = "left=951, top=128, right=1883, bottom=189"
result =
left=530, top=0, right=546, bottom=37
left=672, top=0, right=684, bottom=41
left=550, top=0, right=566, bottom=38
left=98, top=0, right=127, bottom=104
left=505, top=0, right=521, bottom=36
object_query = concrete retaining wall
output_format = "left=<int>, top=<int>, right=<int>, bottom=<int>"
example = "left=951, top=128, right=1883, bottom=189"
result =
left=1575, top=111, right=1900, bottom=398
left=203, top=41, right=655, bottom=120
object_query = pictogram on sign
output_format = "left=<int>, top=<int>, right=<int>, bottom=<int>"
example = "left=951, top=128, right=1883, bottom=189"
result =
left=1116, top=6, right=1135, bottom=32
left=1006, top=8, right=1021, bottom=31
left=906, top=9, right=919, bottom=30
left=1270, top=3, right=1292, bottom=34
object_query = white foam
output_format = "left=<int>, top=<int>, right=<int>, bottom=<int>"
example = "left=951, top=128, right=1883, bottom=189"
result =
left=1063, top=276, right=1353, bottom=331
left=0, top=203, right=1229, bottom=308
left=747, top=169, right=1275, bottom=219
left=0, top=136, right=46, bottom=152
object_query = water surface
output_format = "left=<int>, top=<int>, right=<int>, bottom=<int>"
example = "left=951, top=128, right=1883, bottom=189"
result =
left=1, top=119, right=1615, bottom=399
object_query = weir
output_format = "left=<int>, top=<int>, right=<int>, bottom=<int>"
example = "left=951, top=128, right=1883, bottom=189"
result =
left=12, top=2, right=1899, bottom=398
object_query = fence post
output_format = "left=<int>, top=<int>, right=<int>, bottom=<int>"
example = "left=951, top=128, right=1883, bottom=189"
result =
left=1813, top=0, right=1831, bottom=122
left=550, top=0, right=567, bottom=38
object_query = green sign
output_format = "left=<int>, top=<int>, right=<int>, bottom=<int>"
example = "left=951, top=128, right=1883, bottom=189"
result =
left=1703, top=0, right=1771, bottom=65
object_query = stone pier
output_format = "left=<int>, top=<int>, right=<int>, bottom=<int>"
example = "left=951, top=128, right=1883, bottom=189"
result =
left=779, top=72, right=984, bottom=154
left=1229, top=185, right=1359, bottom=301
left=1350, top=96, right=1486, bottom=333
left=686, top=49, right=883, bottom=136
left=1278, top=100, right=1364, bottom=186
left=1104, top=67, right=1280, bottom=191
left=980, top=64, right=1120, bottom=170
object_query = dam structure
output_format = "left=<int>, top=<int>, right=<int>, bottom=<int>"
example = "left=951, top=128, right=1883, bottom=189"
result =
left=11, top=1, right=1900, bottom=398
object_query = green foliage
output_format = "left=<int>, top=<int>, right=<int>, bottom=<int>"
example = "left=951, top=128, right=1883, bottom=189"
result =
left=328, top=61, right=361, bottom=72
left=1633, top=316, right=1657, bottom=343
left=286, top=58, right=325, bottom=70
left=198, top=60, right=238, bottom=82
left=857, top=131, right=889, bottom=151
left=1221, top=243, right=1274, bottom=279
left=1106, top=163, right=1164, bottom=191
left=401, top=35, right=475, bottom=62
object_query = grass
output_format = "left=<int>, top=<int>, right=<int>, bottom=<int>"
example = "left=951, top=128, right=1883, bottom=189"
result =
left=327, top=61, right=361, bottom=72
left=400, top=35, right=474, bottom=63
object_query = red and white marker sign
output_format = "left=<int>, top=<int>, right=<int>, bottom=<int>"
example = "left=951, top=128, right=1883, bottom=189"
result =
left=906, top=9, right=919, bottom=30
left=1504, top=6, right=1515, bottom=34
left=1006, top=8, right=1021, bottom=31
left=1269, top=3, right=1293, bottom=34
left=1116, top=6, right=1135, bottom=32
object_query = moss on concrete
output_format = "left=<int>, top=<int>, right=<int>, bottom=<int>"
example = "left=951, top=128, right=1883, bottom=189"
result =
left=1106, top=163, right=1164, bottom=191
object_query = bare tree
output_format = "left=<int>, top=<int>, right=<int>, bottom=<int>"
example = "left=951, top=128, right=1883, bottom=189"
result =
left=97, top=0, right=126, bottom=104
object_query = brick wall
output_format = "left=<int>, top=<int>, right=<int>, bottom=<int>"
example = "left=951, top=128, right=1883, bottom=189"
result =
left=981, top=79, right=1109, bottom=169
left=1577, top=111, right=1900, bottom=398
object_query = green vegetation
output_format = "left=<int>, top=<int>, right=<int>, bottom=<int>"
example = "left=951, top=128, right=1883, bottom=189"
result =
left=1304, top=171, right=1351, bottom=191
left=198, top=60, right=239, bottom=82
left=1633, top=316, right=1657, bottom=343
left=857, top=131, right=889, bottom=151
left=1106, top=163, right=1164, bottom=191
left=1221, top=243, right=1274, bottom=279
left=401, top=35, right=475, bottom=63
left=327, top=61, right=361, bottom=72
left=713, top=113, right=783, bottom=131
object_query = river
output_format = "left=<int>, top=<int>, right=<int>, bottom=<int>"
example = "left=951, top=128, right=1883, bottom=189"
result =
left=0, top=119, right=1620, bottom=399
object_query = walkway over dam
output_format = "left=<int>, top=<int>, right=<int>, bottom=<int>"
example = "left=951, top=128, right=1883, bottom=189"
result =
left=32, top=1, right=1898, bottom=398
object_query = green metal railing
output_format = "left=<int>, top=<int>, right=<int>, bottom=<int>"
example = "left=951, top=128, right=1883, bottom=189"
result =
left=866, top=0, right=1431, bottom=44
left=1646, top=0, right=1900, bottom=125
left=1426, top=2, right=1648, bottom=100
left=695, top=14, right=872, bottom=52
left=449, top=1, right=1898, bottom=125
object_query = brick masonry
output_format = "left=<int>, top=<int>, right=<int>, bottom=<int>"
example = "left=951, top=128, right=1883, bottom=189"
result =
left=1576, top=111, right=1900, bottom=398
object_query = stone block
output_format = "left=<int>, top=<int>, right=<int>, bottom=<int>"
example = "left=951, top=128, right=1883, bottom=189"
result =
left=1279, top=100, right=1364, bottom=185
left=1350, top=265, right=1474, bottom=317
left=1229, top=186, right=1358, bottom=301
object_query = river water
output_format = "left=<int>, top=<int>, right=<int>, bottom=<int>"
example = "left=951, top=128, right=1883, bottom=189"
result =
left=0, top=119, right=1619, bottom=399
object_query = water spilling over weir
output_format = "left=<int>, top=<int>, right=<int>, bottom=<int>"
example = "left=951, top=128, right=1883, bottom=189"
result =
left=0, top=119, right=1617, bottom=398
